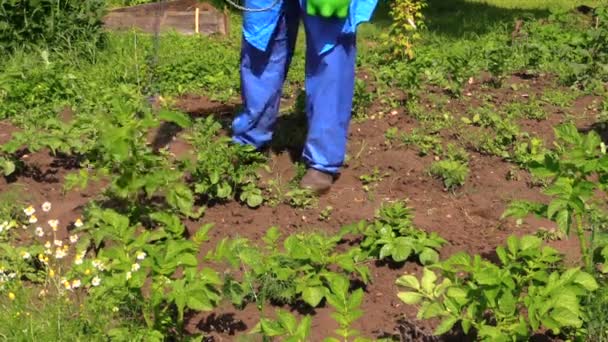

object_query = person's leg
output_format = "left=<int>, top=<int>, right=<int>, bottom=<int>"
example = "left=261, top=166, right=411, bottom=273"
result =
left=232, top=2, right=300, bottom=149
left=300, top=25, right=357, bottom=192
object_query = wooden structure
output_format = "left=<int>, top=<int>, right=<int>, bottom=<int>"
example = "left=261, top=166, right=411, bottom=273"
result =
left=103, top=0, right=229, bottom=36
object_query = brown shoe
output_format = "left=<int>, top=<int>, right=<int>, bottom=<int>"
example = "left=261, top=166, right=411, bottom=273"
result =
left=300, top=168, right=334, bottom=194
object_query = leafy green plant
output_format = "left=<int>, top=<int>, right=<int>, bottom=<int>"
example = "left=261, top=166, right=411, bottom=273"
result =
left=360, top=167, right=388, bottom=194
left=345, top=201, right=446, bottom=265
left=0, top=0, right=107, bottom=55
left=250, top=309, right=312, bottom=342
left=184, top=116, right=266, bottom=207
left=323, top=273, right=371, bottom=342
left=396, top=235, right=599, bottom=340
left=384, top=0, right=427, bottom=60
left=286, top=188, right=317, bottom=209
left=429, top=160, right=469, bottom=190
left=75, top=207, right=222, bottom=339
left=214, top=227, right=370, bottom=309
left=503, top=123, right=608, bottom=270
left=401, top=129, right=443, bottom=156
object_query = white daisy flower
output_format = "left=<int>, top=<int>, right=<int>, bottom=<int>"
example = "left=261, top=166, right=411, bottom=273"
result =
left=71, top=279, right=81, bottom=289
left=136, top=252, right=146, bottom=260
left=125, top=272, right=132, bottom=280
left=74, top=218, right=83, bottom=228
left=41, top=202, right=52, bottom=212
left=21, top=251, right=31, bottom=260
left=48, top=220, right=59, bottom=230
left=55, top=249, right=67, bottom=259
left=24, top=206, right=35, bottom=216
left=28, top=215, right=38, bottom=224
left=91, top=276, right=101, bottom=287
left=35, top=227, right=44, bottom=237
left=131, top=263, right=140, bottom=272
left=53, top=240, right=62, bottom=247
left=69, top=234, right=78, bottom=244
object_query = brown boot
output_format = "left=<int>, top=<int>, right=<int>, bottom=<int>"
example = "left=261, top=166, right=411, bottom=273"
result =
left=300, top=168, right=334, bottom=194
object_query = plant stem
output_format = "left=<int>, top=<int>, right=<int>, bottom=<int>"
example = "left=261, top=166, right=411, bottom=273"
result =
left=575, top=214, right=591, bottom=270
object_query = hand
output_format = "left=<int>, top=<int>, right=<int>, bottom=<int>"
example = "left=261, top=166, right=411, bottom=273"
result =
left=306, top=0, right=350, bottom=18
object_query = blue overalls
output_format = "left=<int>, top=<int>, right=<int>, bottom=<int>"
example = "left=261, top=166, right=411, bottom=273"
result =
left=231, top=0, right=378, bottom=174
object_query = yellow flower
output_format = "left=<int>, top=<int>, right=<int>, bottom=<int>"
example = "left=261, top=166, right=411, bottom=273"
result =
left=63, top=281, right=71, bottom=290
left=71, top=279, right=81, bottom=289
left=84, top=268, right=91, bottom=275
left=23, top=206, right=35, bottom=216
left=41, top=202, right=52, bottom=212
left=8, top=292, right=15, bottom=301
left=49, top=269, right=55, bottom=278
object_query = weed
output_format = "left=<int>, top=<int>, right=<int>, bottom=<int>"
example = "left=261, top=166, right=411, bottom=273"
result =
left=429, top=159, right=469, bottom=190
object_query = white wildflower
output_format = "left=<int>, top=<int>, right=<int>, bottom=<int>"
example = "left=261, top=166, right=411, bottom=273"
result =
left=74, top=218, right=83, bottom=228
left=91, top=276, right=101, bottom=287
left=131, top=263, right=140, bottom=272
left=35, top=227, right=44, bottom=237
left=136, top=251, right=146, bottom=261
left=53, top=239, right=62, bottom=247
left=21, top=251, right=31, bottom=260
left=71, top=279, right=81, bottom=289
left=41, top=202, right=51, bottom=212
left=55, top=249, right=67, bottom=259
left=23, top=206, right=35, bottom=216
left=69, top=234, right=78, bottom=244
left=125, top=272, right=132, bottom=280
left=28, top=215, right=38, bottom=224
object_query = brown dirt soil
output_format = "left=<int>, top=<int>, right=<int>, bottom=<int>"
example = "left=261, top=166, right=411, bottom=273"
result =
left=0, top=72, right=602, bottom=341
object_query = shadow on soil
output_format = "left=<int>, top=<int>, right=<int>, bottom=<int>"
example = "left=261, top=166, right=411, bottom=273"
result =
left=197, top=313, right=248, bottom=336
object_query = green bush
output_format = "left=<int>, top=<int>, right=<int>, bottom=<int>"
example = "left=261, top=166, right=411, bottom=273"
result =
left=0, top=0, right=107, bottom=55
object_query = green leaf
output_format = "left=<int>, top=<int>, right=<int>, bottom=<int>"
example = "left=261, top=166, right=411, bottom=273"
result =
left=391, top=239, right=413, bottom=262
left=572, top=271, right=598, bottom=291
left=507, top=235, right=519, bottom=255
left=421, top=268, right=437, bottom=294
left=555, top=209, right=571, bottom=234
left=419, top=248, right=440, bottom=265
left=446, top=287, right=468, bottom=305
left=434, top=316, right=458, bottom=335
left=158, top=109, right=192, bottom=128
left=302, top=286, right=326, bottom=307
left=398, top=291, right=424, bottom=305
left=379, top=243, right=394, bottom=260
left=520, top=235, right=542, bottom=251
left=396, top=275, right=420, bottom=290
left=550, top=307, right=582, bottom=328
left=497, top=291, right=516, bottom=315
left=1, top=159, right=15, bottom=176
left=276, top=310, right=298, bottom=332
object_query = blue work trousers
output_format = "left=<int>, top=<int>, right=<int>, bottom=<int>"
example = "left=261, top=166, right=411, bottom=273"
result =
left=232, top=1, right=357, bottom=174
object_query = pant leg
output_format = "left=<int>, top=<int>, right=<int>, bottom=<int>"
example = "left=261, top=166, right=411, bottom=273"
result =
left=301, top=26, right=357, bottom=174
left=232, top=2, right=300, bottom=149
